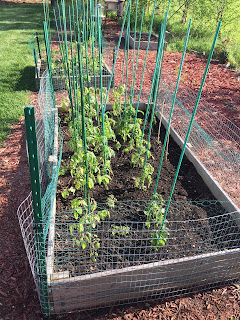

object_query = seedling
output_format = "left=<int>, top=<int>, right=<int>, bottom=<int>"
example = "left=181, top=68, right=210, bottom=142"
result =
left=144, top=193, right=169, bottom=250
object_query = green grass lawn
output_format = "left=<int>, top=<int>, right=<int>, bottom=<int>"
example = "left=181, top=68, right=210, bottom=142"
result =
left=0, top=4, right=46, bottom=144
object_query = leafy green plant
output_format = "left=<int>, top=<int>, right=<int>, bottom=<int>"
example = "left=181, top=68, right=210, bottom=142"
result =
left=69, top=197, right=110, bottom=262
left=110, top=225, right=130, bottom=236
left=69, top=195, right=116, bottom=262
left=135, top=162, right=154, bottom=190
left=144, top=194, right=169, bottom=250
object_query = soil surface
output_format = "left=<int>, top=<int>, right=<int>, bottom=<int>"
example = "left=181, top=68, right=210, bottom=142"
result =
left=0, top=8, right=239, bottom=320
left=57, top=117, right=217, bottom=211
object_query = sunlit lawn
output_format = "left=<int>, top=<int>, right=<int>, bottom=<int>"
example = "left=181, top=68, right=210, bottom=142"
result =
left=0, top=4, right=45, bottom=144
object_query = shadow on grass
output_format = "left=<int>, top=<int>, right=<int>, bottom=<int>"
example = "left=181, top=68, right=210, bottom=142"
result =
left=15, top=66, right=37, bottom=92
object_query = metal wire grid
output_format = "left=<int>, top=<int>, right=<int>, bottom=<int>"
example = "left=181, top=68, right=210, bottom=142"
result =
left=157, top=76, right=240, bottom=209
left=16, top=192, right=40, bottom=298
left=37, top=47, right=114, bottom=91
left=35, top=70, right=56, bottom=196
left=47, top=200, right=240, bottom=314
left=51, top=200, right=239, bottom=275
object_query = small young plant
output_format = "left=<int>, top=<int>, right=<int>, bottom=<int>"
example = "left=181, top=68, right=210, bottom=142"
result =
left=69, top=197, right=110, bottom=262
left=69, top=195, right=116, bottom=262
left=144, top=194, right=169, bottom=250
left=110, top=225, right=130, bottom=236
left=135, top=162, right=154, bottom=190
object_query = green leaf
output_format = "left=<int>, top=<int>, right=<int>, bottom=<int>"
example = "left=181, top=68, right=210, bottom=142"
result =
left=95, top=242, right=100, bottom=249
left=71, top=198, right=81, bottom=209
left=78, top=223, right=84, bottom=232
left=81, top=241, right=86, bottom=250
left=69, top=225, right=74, bottom=234
left=69, top=186, right=76, bottom=194
left=61, top=189, right=69, bottom=199
left=74, top=212, right=79, bottom=220
left=88, top=177, right=94, bottom=189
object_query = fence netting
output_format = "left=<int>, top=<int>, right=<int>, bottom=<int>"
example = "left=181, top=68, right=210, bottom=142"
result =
left=17, top=70, right=63, bottom=306
left=158, top=70, right=240, bottom=209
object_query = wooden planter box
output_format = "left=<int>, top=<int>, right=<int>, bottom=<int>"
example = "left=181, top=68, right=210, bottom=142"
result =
left=35, top=58, right=114, bottom=91
left=124, top=31, right=167, bottom=51
left=45, top=103, right=240, bottom=314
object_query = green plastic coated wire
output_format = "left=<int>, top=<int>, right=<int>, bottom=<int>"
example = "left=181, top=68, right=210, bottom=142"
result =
left=161, top=21, right=222, bottom=228
left=103, top=0, right=130, bottom=114
left=131, top=0, right=159, bottom=141
left=97, top=8, right=107, bottom=174
left=136, top=10, right=169, bottom=160
left=130, top=7, right=145, bottom=139
left=153, top=19, right=192, bottom=195
left=123, top=2, right=131, bottom=120
left=77, top=42, right=90, bottom=211
left=130, top=0, right=138, bottom=98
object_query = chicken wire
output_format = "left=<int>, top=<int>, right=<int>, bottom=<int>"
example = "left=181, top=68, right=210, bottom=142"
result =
left=18, top=68, right=62, bottom=256
left=18, top=196, right=240, bottom=315
left=34, top=70, right=63, bottom=239
left=35, top=45, right=114, bottom=91
left=157, top=73, right=240, bottom=209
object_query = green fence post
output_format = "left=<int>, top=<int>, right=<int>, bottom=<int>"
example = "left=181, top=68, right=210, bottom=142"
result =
left=35, top=32, right=42, bottom=60
left=24, top=106, right=50, bottom=317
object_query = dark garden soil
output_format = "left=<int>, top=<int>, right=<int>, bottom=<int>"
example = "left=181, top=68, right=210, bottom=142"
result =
left=57, top=116, right=218, bottom=209
left=130, top=32, right=158, bottom=42
left=0, top=11, right=239, bottom=320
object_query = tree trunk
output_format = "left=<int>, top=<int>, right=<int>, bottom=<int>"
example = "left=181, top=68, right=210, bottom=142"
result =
left=181, top=0, right=191, bottom=25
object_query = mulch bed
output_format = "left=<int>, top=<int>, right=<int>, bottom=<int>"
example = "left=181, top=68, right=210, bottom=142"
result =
left=0, top=16, right=239, bottom=320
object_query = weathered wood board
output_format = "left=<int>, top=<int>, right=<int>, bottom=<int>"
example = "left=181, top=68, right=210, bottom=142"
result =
left=50, top=248, right=240, bottom=314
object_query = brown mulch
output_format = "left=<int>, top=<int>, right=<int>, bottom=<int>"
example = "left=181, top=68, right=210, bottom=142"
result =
left=0, top=16, right=240, bottom=320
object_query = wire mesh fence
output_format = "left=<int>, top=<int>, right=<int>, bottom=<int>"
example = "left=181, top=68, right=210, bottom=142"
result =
left=18, top=194, right=240, bottom=315
left=157, top=71, right=240, bottom=209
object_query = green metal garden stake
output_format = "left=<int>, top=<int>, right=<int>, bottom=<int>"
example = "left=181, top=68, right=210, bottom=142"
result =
left=35, top=32, right=42, bottom=59
left=97, top=9, right=107, bottom=174
left=153, top=19, right=192, bottom=195
left=103, top=0, right=130, bottom=113
left=77, top=43, right=90, bottom=211
left=136, top=10, right=169, bottom=161
left=160, top=21, right=222, bottom=230
left=24, top=106, right=50, bottom=317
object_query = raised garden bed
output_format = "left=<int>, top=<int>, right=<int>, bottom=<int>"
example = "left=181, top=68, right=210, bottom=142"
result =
left=124, top=31, right=167, bottom=50
left=35, top=58, right=114, bottom=91
left=44, top=104, right=240, bottom=314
